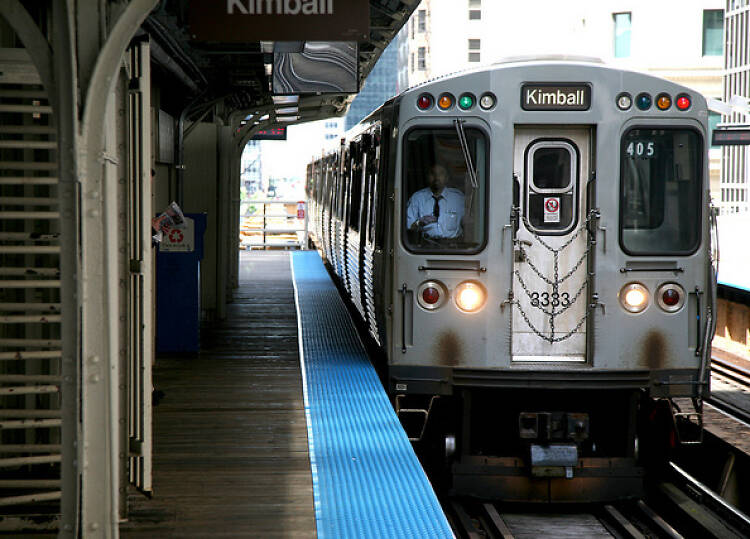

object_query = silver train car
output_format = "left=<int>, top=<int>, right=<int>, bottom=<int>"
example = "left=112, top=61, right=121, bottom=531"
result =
left=306, top=58, right=718, bottom=502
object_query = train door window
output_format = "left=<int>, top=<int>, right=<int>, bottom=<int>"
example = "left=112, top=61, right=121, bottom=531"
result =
left=403, top=127, right=487, bottom=253
left=620, top=128, right=702, bottom=255
left=366, top=134, right=380, bottom=246
left=524, top=140, right=578, bottom=234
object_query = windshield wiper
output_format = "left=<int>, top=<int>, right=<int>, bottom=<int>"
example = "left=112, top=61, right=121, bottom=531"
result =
left=453, top=119, right=478, bottom=190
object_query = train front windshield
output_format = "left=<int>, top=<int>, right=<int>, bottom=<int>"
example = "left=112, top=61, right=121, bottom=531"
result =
left=403, top=128, right=487, bottom=253
left=620, top=128, right=703, bottom=255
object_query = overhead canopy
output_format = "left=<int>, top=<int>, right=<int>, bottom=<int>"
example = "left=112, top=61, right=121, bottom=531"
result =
left=144, top=0, right=418, bottom=133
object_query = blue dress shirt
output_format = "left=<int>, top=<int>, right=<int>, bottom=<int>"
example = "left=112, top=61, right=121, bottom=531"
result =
left=406, top=187, right=465, bottom=238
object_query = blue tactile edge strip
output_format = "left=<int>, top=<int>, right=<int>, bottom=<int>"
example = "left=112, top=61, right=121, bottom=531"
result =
left=291, top=251, right=454, bottom=539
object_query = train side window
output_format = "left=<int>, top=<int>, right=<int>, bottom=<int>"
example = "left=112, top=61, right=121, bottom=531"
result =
left=620, top=128, right=702, bottom=255
left=402, top=127, right=487, bottom=253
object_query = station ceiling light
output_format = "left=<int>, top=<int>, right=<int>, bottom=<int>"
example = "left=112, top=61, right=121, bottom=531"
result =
left=272, top=95, right=300, bottom=105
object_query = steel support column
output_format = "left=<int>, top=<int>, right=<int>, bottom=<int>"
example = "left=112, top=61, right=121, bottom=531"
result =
left=76, top=1, right=157, bottom=536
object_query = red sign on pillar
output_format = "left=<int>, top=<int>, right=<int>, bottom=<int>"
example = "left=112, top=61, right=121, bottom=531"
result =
left=297, top=201, right=306, bottom=219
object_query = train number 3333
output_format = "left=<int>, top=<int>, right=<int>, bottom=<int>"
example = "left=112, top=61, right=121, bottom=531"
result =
left=530, top=291, right=571, bottom=308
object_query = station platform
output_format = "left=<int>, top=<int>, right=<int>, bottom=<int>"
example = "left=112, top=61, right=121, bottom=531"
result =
left=120, top=250, right=451, bottom=538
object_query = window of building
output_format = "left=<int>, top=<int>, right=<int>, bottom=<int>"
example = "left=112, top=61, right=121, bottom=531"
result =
left=702, top=9, right=724, bottom=56
left=469, top=0, right=481, bottom=19
left=613, top=12, right=631, bottom=58
left=468, top=39, right=481, bottom=62
left=418, top=9, right=426, bottom=32
left=410, top=52, right=414, bottom=72
left=418, top=47, right=426, bottom=70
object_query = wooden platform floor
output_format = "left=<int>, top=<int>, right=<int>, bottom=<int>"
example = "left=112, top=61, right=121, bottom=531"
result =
left=121, top=251, right=315, bottom=538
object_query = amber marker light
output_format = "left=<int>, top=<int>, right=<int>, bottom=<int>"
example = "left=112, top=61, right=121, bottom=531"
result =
left=656, top=93, right=672, bottom=110
left=438, top=93, right=454, bottom=110
left=619, top=283, right=649, bottom=313
left=455, top=281, right=486, bottom=313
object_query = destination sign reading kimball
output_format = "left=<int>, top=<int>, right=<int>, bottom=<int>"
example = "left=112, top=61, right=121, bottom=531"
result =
left=190, top=0, right=369, bottom=42
left=522, top=84, right=591, bottom=111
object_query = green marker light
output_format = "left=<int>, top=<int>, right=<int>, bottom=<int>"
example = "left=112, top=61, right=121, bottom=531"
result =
left=458, top=95, right=474, bottom=110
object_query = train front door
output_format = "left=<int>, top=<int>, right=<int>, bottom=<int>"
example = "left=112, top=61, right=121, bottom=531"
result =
left=511, top=127, right=592, bottom=362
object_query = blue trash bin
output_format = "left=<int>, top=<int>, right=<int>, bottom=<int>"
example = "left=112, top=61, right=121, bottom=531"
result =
left=156, top=213, right=207, bottom=353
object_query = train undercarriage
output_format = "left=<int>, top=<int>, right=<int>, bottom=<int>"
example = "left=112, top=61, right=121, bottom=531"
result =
left=395, top=385, right=696, bottom=503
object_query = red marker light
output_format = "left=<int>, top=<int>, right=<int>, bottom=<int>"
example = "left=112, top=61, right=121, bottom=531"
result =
left=422, top=287, right=440, bottom=305
left=662, top=288, right=680, bottom=306
left=417, top=94, right=433, bottom=110
left=676, top=95, right=691, bottom=110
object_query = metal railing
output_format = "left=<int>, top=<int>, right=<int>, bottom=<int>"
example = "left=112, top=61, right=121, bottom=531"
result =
left=239, top=199, right=308, bottom=250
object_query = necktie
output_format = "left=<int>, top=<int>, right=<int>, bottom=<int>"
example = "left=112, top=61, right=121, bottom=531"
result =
left=432, top=195, right=441, bottom=219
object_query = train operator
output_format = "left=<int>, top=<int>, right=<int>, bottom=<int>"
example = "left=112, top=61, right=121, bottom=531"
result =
left=406, top=163, right=465, bottom=239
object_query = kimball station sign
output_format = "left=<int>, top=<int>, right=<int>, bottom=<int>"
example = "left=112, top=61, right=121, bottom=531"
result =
left=189, top=0, right=370, bottom=41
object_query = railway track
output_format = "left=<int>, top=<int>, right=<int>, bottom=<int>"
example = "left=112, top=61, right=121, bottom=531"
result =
left=444, top=497, right=681, bottom=538
left=445, top=468, right=750, bottom=539
left=709, top=354, right=750, bottom=425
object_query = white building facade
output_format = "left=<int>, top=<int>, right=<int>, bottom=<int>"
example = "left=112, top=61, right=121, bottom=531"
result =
left=721, top=0, right=750, bottom=214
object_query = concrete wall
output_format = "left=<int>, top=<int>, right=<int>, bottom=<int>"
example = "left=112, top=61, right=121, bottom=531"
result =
left=183, top=122, right=219, bottom=317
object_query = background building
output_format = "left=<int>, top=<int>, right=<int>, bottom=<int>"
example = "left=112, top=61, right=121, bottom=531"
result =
left=344, top=39, right=399, bottom=130
left=721, top=0, right=750, bottom=214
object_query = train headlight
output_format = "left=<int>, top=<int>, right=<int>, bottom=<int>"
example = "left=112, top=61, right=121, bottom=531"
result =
left=656, top=283, right=685, bottom=313
left=455, top=281, right=486, bottom=313
left=619, top=283, right=649, bottom=313
left=417, top=281, right=447, bottom=310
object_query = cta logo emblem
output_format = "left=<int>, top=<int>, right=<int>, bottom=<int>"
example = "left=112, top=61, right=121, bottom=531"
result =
left=522, top=83, right=591, bottom=111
